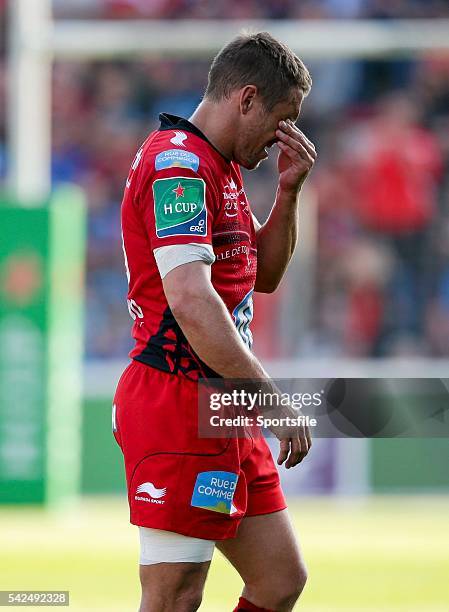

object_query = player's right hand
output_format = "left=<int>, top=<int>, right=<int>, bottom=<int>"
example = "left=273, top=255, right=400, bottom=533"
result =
left=271, top=412, right=312, bottom=469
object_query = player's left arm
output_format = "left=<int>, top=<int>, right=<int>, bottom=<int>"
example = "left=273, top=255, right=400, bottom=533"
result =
left=254, top=119, right=317, bottom=293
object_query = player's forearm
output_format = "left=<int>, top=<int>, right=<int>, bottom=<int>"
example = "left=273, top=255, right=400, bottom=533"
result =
left=254, top=186, right=300, bottom=293
left=163, top=262, right=268, bottom=379
left=166, top=282, right=268, bottom=379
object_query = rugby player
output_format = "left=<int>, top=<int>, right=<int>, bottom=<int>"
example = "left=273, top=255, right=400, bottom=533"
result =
left=113, top=31, right=316, bottom=612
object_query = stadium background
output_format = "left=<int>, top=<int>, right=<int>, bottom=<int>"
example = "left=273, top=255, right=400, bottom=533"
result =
left=1, top=1, right=449, bottom=610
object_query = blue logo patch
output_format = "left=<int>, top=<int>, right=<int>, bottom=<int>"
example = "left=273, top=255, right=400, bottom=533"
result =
left=155, top=149, right=200, bottom=172
left=191, top=471, right=238, bottom=515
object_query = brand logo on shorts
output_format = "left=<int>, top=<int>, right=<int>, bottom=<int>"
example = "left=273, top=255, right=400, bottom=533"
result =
left=135, top=482, right=166, bottom=504
left=191, top=471, right=238, bottom=515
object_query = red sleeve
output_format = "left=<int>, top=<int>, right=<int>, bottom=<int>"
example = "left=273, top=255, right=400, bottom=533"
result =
left=136, top=151, right=219, bottom=251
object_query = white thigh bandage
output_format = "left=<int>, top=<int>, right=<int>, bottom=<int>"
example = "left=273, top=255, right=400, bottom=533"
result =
left=139, top=527, right=215, bottom=565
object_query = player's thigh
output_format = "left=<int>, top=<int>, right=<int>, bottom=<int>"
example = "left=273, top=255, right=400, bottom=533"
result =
left=216, top=509, right=306, bottom=589
left=139, top=560, right=211, bottom=612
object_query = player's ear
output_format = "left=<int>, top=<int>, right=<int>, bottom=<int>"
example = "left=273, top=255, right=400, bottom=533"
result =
left=239, top=85, right=258, bottom=115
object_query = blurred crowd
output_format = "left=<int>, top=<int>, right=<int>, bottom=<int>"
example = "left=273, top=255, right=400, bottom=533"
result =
left=1, top=2, right=449, bottom=359
left=52, top=0, right=449, bottom=20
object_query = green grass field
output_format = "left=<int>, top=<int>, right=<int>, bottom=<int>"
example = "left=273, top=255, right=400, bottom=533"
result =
left=1, top=495, right=448, bottom=611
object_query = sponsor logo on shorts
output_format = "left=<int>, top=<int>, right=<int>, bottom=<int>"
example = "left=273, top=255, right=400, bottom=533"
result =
left=153, top=176, right=207, bottom=238
left=135, top=482, right=166, bottom=504
left=155, top=149, right=200, bottom=172
left=170, top=131, right=187, bottom=147
left=191, top=471, right=238, bottom=515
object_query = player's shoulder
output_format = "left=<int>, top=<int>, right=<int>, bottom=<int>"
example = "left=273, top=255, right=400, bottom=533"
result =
left=140, top=113, right=227, bottom=182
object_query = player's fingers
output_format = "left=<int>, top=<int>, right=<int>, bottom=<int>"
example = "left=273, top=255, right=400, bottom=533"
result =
left=276, top=128, right=309, bottom=155
left=293, top=128, right=316, bottom=157
left=286, top=119, right=316, bottom=151
left=276, top=130, right=315, bottom=162
left=297, top=428, right=309, bottom=464
left=277, top=140, right=314, bottom=167
left=285, top=436, right=302, bottom=469
left=279, top=120, right=317, bottom=158
left=297, top=133, right=317, bottom=159
left=277, top=439, right=290, bottom=465
left=305, top=425, right=312, bottom=451
left=277, top=140, right=313, bottom=168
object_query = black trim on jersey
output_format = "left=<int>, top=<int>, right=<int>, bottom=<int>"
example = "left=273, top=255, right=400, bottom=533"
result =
left=158, top=113, right=231, bottom=164
left=134, top=306, right=220, bottom=380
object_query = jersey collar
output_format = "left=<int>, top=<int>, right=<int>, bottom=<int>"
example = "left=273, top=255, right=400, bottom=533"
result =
left=158, top=113, right=231, bottom=164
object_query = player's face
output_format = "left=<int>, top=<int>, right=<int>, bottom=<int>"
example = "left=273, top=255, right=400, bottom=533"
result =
left=235, top=89, right=303, bottom=170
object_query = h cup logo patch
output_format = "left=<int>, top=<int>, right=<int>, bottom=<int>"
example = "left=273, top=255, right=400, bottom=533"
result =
left=153, top=176, right=207, bottom=238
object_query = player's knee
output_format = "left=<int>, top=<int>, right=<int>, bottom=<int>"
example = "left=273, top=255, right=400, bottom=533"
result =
left=276, top=562, right=308, bottom=610
left=174, top=587, right=203, bottom=612
left=140, top=584, right=203, bottom=612
left=296, top=560, right=308, bottom=593
left=140, top=565, right=204, bottom=612
left=174, top=571, right=204, bottom=612
left=245, top=561, right=307, bottom=611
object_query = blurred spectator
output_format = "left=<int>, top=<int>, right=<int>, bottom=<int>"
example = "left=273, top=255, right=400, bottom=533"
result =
left=426, top=218, right=449, bottom=356
left=346, top=92, right=443, bottom=352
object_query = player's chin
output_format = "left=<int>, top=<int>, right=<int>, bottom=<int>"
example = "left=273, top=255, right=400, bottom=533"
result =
left=240, top=151, right=268, bottom=170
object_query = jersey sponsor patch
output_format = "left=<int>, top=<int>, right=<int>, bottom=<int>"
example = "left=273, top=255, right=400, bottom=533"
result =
left=155, top=149, right=200, bottom=172
left=191, top=471, right=238, bottom=514
left=153, top=176, right=207, bottom=238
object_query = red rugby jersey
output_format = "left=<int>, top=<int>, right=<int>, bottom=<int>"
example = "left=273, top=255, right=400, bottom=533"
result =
left=120, top=113, right=258, bottom=379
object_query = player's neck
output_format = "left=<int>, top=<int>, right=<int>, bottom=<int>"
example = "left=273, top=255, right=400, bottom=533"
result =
left=189, top=101, right=234, bottom=162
